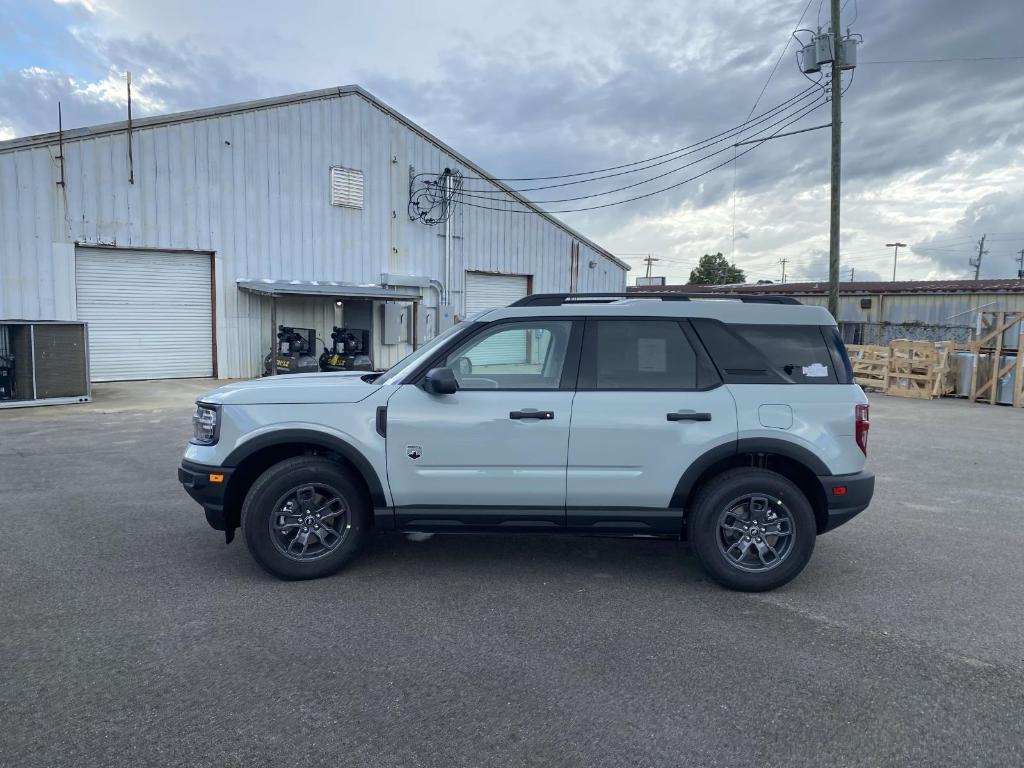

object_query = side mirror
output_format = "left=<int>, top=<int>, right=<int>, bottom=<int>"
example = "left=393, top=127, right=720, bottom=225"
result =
left=423, top=367, right=459, bottom=395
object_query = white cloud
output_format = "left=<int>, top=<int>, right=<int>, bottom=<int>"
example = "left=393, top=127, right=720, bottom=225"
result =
left=6, top=0, right=1024, bottom=283
left=52, top=0, right=101, bottom=12
left=72, top=68, right=169, bottom=113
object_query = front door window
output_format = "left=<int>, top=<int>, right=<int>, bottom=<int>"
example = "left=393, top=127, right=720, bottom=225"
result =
left=445, top=320, right=572, bottom=390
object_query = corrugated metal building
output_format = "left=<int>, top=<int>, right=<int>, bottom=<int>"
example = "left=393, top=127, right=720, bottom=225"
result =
left=0, top=85, right=627, bottom=380
left=631, top=279, right=1024, bottom=346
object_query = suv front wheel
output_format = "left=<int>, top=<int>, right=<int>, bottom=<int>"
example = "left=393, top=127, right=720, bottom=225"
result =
left=241, top=456, right=369, bottom=580
left=688, top=468, right=816, bottom=592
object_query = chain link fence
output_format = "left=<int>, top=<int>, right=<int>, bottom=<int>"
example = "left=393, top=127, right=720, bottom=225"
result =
left=838, top=322, right=977, bottom=346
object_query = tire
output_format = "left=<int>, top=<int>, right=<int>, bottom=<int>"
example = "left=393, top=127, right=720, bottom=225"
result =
left=687, top=468, right=816, bottom=592
left=241, top=456, right=369, bottom=580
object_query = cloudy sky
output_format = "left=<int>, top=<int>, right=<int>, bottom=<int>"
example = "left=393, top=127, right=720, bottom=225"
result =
left=2, top=0, right=1023, bottom=283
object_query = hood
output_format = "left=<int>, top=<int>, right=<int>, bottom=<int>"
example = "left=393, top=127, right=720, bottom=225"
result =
left=198, top=372, right=382, bottom=406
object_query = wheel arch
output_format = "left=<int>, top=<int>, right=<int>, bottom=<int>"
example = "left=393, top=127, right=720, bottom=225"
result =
left=221, top=430, right=387, bottom=534
left=673, top=438, right=830, bottom=535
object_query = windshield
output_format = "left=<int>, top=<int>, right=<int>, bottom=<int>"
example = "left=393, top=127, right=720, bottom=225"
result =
left=377, top=321, right=470, bottom=385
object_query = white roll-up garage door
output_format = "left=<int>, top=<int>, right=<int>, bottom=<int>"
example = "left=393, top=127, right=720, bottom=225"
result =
left=464, top=272, right=529, bottom=317
left=76, top=248, right=213, bottom=381
left=463, top=272, right=530, bottom=365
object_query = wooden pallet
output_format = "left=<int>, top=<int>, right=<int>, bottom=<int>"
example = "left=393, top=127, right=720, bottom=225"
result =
left=968, top=311, right=1024, bottom=407
left=847, top=344, right=889, bottom=391
left=885, top=340, right=946, bottom=400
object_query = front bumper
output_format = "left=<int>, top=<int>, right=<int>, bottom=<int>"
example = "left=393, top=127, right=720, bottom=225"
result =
left=817, top=470, right=874, bottom=532
left=178, top=460, right=234, bottom=533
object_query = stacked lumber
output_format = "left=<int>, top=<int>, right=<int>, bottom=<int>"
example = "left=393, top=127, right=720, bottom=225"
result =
left=847, top=344, right=889, bottom=391
left=932, top=341, right=957, bottom=397
left=886, top=340, right=943, bottom=400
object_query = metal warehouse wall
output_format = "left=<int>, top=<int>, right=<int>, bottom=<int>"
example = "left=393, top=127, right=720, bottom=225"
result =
left=794, top=292, right=1024, bottom=326
left=0, top=90, right=625, bottom=378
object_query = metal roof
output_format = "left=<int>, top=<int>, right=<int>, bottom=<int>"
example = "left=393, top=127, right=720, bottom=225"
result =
left=630, top=279, right=1024, bottom=295
left=237, top=279, right=420, bottom=300
left=0, top=84, right=626, bottom=271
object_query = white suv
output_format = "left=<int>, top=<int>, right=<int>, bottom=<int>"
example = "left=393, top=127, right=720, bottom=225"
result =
left=179, top=292, right=873, bottom=591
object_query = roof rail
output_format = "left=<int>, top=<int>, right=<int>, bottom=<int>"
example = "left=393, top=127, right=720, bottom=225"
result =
left=510, top=292, right=803, bottom=307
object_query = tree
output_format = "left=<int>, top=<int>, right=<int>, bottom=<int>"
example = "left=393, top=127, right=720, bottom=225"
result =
left=688, top=252, right=746, bottom=285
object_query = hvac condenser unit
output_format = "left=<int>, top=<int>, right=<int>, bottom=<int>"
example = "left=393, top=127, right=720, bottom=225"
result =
left=0, top=321, right=91, bottom=408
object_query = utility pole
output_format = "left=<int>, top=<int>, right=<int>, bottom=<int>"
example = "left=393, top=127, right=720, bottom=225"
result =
left=779, top=258, right=788, bottom=284
left=827, top=0, right=842, bottom=319
left=885, top=242, right=906, bottom=282
left=969, top=235, right=987, bottom=280
left=1016, top=248, right=1024, bottom=279
left=643, top=254, right=660, bottom=278
left=848, top=266, right=855, bottom=282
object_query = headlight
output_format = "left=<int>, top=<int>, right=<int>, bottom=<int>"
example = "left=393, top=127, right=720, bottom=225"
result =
left=191, top=403, right=220, bottom=445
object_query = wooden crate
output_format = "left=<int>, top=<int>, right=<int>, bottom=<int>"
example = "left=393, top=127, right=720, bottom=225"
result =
left=847, top=344, right=889, bottom=391
left=886, top=340, right=942, bottom=400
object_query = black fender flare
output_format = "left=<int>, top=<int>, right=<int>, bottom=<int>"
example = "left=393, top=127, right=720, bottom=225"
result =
left=222, top=428, right=387, bottom=508
left=671, top=437, right=831, bottom=507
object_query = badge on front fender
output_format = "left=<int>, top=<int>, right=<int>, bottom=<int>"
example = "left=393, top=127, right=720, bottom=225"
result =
left=407, top=445, right=422, bottom=460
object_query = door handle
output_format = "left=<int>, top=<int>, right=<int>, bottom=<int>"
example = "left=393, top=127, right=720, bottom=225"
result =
left=667, top=411, right=712, bottom=422
left=510, top=410, right=555, bottom=420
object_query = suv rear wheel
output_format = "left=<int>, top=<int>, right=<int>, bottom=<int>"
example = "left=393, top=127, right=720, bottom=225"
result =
left=688, top=468, right=815, bottom=592
left=241, top=456, right=368, bottom=580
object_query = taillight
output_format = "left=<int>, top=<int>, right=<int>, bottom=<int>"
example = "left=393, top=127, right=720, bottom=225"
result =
left=855, top=403, right=869, bottom=455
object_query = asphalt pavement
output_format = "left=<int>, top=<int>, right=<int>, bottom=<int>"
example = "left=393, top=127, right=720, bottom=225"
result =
left=1, top=383, right=1022, bottom=767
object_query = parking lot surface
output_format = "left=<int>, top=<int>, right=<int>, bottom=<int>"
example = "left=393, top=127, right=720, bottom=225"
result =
left=2, top=383, right=1023, bottom=767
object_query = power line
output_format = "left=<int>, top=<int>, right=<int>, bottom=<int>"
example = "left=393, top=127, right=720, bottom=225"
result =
left=444, top=97, right=829, bottom=214
left=454, top=86, right=822, bottom=194
left=747, top=0, right=818, bottom=120
left=732, top=0, right=818, bottom=262
left=732, top=121, right=830, bottom=145
left=441, top=85, right=821, bottom=185
left=859, top=55, right=1024, bottom=64
left=450, top=92, right=827, bottom=205
left=841, top=0, right=858, bottom=26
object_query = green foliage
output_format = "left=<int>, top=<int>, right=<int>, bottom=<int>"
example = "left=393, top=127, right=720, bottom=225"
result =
left=688, top=253, right=746, bottom=285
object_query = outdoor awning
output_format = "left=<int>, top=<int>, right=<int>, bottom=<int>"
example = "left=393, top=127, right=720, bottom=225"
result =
left=237, top=278, right=420, bottom=301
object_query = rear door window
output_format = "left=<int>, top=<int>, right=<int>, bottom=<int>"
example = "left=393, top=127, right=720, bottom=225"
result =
left=578, top=319, right=719, bottom=390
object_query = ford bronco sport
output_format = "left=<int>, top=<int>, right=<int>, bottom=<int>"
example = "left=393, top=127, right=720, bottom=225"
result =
left=179, top=292, right=873, bottom=591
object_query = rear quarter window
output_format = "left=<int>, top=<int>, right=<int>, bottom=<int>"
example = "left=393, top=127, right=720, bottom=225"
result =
left=730, top=324, right=839, bottom=384
left=691, top=319, right=848, bottom=385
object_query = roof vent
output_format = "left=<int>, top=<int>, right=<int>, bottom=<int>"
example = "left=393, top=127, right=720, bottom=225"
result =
left=330, top=166, right=364, bottom=209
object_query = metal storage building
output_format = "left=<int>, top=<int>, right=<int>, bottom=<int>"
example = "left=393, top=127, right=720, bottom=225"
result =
left=0, top=85, right=627, bottom=381
left=631, top=279, right=1024, bottom=346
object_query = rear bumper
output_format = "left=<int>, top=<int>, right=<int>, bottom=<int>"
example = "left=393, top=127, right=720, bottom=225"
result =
left=817, top=470, right=874, bottom=532
left=178, top=460, right=233, bottom=532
